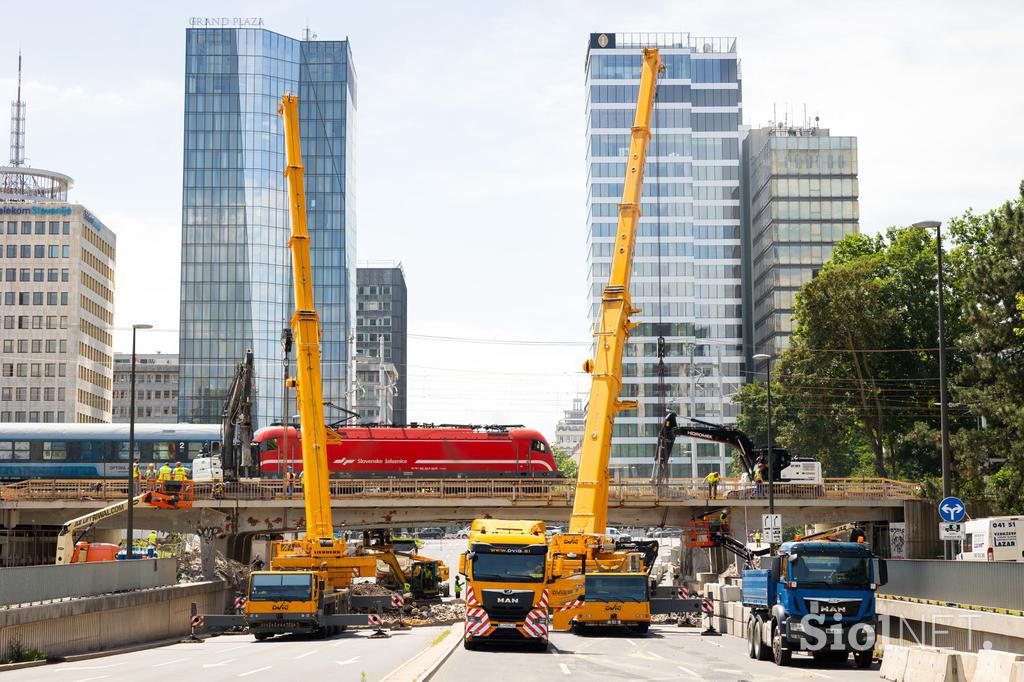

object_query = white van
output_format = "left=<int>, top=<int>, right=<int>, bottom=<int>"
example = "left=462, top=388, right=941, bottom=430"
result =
left=958, top=516, right=1024, bottom=562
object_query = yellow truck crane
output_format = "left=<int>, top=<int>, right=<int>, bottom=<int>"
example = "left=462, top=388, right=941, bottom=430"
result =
left=547, top=47, right=695, bottom=633
left=199, top=94, right=381, bottom=640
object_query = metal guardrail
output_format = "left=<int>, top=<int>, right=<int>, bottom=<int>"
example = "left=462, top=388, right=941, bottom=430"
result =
left=0, top=557, right=177, bottom=606
left=0, top=476, right=920, bottom=503
left=881, top=559, right=1024, bottom=613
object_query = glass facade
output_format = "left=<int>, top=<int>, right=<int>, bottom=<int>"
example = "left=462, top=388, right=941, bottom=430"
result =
left=585, top=33, right=744, bottom=479
left=742, top=126, right=859, bottom=360
left=178, top=28, right=356, bottom=428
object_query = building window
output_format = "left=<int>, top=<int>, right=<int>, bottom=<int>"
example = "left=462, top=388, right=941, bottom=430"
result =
left=29, top=387, right=39, bottom=401
left=61, top=269, right=69, bottom=282
left=48, top=245, right=59, bottom=258
left=34, top=245, right=44, bottom=258
left=62, top=245, right=70, bottom=258
left=15, top=388, right=26, bottom=401
left=20, top=221, right=30, bottom=234
left=34, top=221, right=45, bottom=235
left=63, top=221, right=70, bottom=234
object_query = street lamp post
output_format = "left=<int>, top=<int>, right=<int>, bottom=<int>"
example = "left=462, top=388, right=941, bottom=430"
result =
left=914, top=220, right=952, bottom=560
left=753, top=353, right=774, bottom=515
left=126, top=323, right=153, bottom=560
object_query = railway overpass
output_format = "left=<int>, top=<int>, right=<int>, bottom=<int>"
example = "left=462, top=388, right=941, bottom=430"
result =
left=1, top=476, right=936, bottom=564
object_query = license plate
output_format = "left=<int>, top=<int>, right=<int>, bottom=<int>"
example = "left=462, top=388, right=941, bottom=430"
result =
left=496, top=622, right=517, bottom=629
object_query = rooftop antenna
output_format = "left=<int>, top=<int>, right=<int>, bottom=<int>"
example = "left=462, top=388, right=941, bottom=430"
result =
left=301, top=22, right=317, bottom=41
left=10, top=51, right=26, bottom=167
left=803, top=103, right=807, bottom=128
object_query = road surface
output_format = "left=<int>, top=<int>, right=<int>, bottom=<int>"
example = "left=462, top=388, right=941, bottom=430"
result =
left=4, top=626, right=449, bottom=682
left=439, top=625, right=880, bottom=681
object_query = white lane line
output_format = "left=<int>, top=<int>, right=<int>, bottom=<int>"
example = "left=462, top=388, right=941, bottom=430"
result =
left=203, top=658, right=237, bottom=668
left=337, top=656, right=360, bottom=665
left=71, top=677, right=109, bottom=682
left=294, top=649, right=318, bottom=659
left=806, top=673, right=834, bottom=679
left=238, top=665, right=272, bottom=677
left=625, top=638, right=637, bottom=646
left=715, top=669, right=742, bottom=674
left=219, top=644, right=252, bottom=653
left=677, top=665, right=699, bottom=677
left=645, top=650, right=664, bottom=660
left=153, top=658, right=190, bottom=668
left=59, top=664, right=126, bottom=671
left=558, top=662, right=571, bottom=675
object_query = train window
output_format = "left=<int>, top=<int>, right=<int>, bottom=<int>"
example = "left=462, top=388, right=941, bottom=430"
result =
left=78, top=441, right=105, bottom=461
left=153, top=442, right=176, bottom=461
left=187, top=442, right=204, bottom=460
left=116, top=442, right=141, bottom=461
left=264, top=437, right=279, bottom=452
left=13, top=442, right=29, bottom=460
left=0, top=442, right=12, bottom=460
left=42, top=442, right=66, bottom=460
left=530, top=440, right=549, bottom=453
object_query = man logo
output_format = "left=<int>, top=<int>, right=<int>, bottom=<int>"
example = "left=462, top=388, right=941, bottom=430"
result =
left=497, top=597, right=518, bottom=605
left=597, top=33, right=610, bottom=48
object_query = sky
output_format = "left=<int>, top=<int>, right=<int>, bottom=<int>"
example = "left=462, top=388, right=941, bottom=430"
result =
left=1, top=1, right=1021, bottom=436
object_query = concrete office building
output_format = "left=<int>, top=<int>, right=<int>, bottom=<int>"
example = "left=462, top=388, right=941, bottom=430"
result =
left=356, top=265, right=407, bottom=424
left=178, top=25, right=357, bottom=428
left=112, top=353, right=179, bottom=423
left=351, top=354, right=398, bottom=424
left=742, top=122, right=859, bottom=364
left=0, top=59, right=116, bottom=424
left=554, top=396, right=587, bottom=452
left=585, top=33, right=744, bottom=479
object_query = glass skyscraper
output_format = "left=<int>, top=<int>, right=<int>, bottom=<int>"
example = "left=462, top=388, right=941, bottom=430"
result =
left=742, top=123, right=859, bottom=362
left=178, top=27, right=356, bottom=429
left=585, top=33, right=744, bottom=479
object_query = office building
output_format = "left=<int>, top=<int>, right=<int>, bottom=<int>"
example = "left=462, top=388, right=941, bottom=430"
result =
left=351, top=354, right=398, bottom=424
left=554, top=396, right=587, bottom=452
left=742, top=122, right=859, bottom=363
left=356, top=265, right=407, bottom=424
left=0, top=57, right=116, bottom=424
left=112, top=353, right=179, bottom=423
left=585, top=33, right=744, bottom=478
left=178, top=26, right=357, bottom=428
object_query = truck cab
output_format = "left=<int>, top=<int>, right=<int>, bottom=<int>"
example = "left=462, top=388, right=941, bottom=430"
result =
left=570, top=572, right=650, bottom=633
left=460, top=519, right=550, bottom=650
left=742, top=541, right=886, bottom=668
left=245, top=570, right=345, bottom=640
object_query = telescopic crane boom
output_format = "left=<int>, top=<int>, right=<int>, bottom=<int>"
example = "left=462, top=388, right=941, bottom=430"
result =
left=568, top=48, right=663, bottom=536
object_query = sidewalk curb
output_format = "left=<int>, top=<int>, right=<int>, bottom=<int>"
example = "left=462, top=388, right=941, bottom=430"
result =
left=381, top=622, right=463, bottom=682
left=0, top=659, right=47, bottom=672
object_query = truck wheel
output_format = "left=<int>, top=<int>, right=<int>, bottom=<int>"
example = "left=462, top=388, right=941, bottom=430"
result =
left=746, top=619, right=756, bottom=659
left=463, top=636, right=477, bottom=651
left=854, top=649, right=873, bottom=669
left=629, top=622, right=650, bottom=634
left=254, top=633, right=270, bottom=641
left=771, top=622, right=791, bottom=666
left=752, top=617, right=769, bottom=661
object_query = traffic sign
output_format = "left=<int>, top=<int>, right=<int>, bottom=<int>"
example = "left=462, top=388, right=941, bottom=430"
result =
left=762, top=513, right=782, bottom=530
left=764, top=528, right=783, bottom=544
left=939, top=522, right=965, bottom=541
left=390, top=594, right=405, bottom=608
left=938, top=497, right=966, bottom=523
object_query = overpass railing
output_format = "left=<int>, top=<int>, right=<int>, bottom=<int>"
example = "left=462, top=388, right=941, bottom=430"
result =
left=0, top=476, right=920, bottom=503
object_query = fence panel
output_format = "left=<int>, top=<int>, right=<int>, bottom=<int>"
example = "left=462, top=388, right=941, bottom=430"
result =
left=0, top=557, right=177, bottom=606
left=881, top=559, right=1024, bottom=612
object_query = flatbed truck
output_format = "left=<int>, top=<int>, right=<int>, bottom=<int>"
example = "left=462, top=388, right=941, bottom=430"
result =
left=742, top=540, right=887, bottom=668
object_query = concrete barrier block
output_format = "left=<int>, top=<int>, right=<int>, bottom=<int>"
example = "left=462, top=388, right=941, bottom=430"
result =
left=879, top=644, right=910, bottom=681
left=696, top=571, right=716, bottom=588
left=721, top=585, right=741, bottom=602
left=903, top=647, right=961, bottom=682
left=974, top=649, right=1024, bottom=682
left=1011, top=661, right=1024, bottom=682
left=958, top=652, right=977, bottom=682
left=741, top=606, right=750, bottom=623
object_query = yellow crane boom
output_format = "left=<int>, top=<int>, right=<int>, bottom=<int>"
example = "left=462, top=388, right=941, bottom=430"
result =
left=569, top=48, right=663, bottom=535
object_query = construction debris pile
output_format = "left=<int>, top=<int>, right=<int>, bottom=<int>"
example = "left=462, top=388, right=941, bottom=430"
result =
left=351, top=581, right=465, bottom=626
left=175, top=539, right=248, bottom=589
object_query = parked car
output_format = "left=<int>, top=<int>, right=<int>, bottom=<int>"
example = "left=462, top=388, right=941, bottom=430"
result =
left=605, top=527, right=632, bottom=542
left=416, top=527, right=445, bottom=540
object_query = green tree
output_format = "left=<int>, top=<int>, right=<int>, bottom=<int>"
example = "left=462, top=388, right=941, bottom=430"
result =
left=552, top=445, right=579, bottom=479
left=948, top=183, right=1024, bottom=513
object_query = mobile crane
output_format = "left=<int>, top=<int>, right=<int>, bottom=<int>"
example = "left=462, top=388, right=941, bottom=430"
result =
left=199, top=94, right=381, bottom=640
left=545, top=48, right=695, bottom=633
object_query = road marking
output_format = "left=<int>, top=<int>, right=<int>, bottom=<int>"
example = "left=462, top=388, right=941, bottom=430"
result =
left=558, top=663, right=571, bottom=675
left=202, top=659, right=237, bottom=668
left=238, top=665, right=272, bottom=677
left=337, top=656, right=360, bottom=666
left=220, top=644, right=251, bottom=653
left=715, top=669, right=742, bottom=674
left=153, top=658, right=190, bottom=668
left=60, top=664, right=126, bottom=671
left=71, top=677, right=109, bottom=682
left=294, top=649, right=318, bottom=659
left=806, top=673, right=834, bottom=679
left=677, top=665, right=699, bottom=677
left=625, top=638, right=637, bottom=646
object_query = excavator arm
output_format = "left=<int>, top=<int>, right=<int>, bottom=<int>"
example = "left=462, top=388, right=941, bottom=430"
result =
left=654, top=412, right=758, bottom=484
left=221, top=349, right=254, bottom=478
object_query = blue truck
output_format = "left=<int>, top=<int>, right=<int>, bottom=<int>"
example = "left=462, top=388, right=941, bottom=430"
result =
left=741, top=540, right=887, bottom=668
